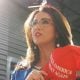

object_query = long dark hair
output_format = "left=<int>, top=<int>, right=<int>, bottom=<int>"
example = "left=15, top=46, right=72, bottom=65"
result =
left=16, top=4, right=73, bottom=70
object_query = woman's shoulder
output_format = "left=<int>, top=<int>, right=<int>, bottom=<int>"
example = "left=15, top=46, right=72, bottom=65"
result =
left=11, top=66, right=32, bottom=80
left=11, top=58, right=33, bottom=80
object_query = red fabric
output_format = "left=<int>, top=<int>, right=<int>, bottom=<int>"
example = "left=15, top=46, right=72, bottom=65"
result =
left=42, top=45, right=80, bottom=80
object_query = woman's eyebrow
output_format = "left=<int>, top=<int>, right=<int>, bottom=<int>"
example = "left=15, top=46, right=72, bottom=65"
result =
left=33, top=18, right=52, bottom=21
left=41, top=18, right=52, bottom=21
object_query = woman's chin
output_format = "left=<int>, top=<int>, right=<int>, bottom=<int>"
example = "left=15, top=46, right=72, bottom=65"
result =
left=34, top=41, right=45, bottom=45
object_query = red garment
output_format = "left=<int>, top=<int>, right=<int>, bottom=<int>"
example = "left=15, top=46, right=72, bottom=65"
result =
left=42, top=45, right=80, bottom=80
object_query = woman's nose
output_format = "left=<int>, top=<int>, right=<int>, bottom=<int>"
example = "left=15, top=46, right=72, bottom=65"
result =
left=34, top=24, right=42, bottom=30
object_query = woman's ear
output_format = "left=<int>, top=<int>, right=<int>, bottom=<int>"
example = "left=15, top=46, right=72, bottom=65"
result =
left=55, top=32, right=59, bottom=39
left=55, top=33, right=60, bottom=47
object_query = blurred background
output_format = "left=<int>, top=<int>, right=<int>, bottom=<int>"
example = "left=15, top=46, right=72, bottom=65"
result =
left=0, top=0, right=80, bottom=80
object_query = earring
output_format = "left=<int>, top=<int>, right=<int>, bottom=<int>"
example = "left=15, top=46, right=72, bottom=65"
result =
left=34, top=46, right=37, bottom=50
left=55, top=40, right=60, bottom=47
left=56, top=43, right=60, bottom=47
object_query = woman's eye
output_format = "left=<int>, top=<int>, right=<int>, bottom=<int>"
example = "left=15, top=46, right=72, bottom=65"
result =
left=32, top=21, right=37, bottom=26
left=42, top=20, right=49, bottom=24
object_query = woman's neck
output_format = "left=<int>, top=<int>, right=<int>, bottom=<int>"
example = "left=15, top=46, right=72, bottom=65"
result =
left=37, top=43, right=55, bottom=67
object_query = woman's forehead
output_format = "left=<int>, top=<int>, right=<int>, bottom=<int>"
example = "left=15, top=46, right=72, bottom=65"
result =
left=33, top=11, right=52, bottom=20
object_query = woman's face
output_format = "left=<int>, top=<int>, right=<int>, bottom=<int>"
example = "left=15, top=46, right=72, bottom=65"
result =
left=31, top=11, right=57, bottom=46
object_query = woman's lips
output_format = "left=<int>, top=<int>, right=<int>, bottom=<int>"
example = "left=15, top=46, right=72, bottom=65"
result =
left=34, top=32, right=42, bottom=37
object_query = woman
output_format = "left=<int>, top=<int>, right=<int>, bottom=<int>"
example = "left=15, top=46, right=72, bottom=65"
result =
left=11, top=4, right=80, bottom=80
